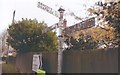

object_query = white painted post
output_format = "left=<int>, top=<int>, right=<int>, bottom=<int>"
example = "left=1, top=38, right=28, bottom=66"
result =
left=58, top=8, right=65, bottom=74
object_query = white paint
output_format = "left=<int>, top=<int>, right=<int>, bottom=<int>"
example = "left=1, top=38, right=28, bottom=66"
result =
left=32, top=54, right=40, bottom=72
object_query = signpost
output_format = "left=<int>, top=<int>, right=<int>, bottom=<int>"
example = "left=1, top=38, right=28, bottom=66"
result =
left=37, top=2, right=95, bottom=74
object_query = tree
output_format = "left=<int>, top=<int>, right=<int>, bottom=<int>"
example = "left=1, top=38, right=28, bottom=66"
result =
left=87, top=1, right=120, bottom=46
left=103, top=1, right=120, bottom=45
left=87, top=26, right=116, bottom=48
left=64, top=24, right=117, bottom=50
left=0, top=30, right=8, bottom=53
left=64, top=32, right=98, bottom=50
left=7, top=18, right=58, bottom=53
left=64, top=1, right=120, bottom=50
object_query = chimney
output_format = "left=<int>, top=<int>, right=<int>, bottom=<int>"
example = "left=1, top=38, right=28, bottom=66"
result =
left=63, top=19, right=67, bottom=28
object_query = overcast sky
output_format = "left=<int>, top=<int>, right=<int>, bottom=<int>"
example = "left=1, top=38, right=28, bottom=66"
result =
left=0, top=0, right=100, bottom=34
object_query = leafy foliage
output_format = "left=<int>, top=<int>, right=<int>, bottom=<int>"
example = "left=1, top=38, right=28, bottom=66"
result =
left=64, top=1, right=119, bottom=50
left=88, top=1, right=120, bottom=32
left=88, top=1, right=120, bottom=46
left=88, top=27, right=117, bottom=47
left=64, top=25, right=117, bottom=50
left=7, top=18, right=58, bottom=53
left=64, top=33, right=98, bottom=50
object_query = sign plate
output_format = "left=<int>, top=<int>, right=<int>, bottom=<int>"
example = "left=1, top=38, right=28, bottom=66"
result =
left=63, top=17, right=95, bottom=34
left=32, top=54, right=40, bottom=72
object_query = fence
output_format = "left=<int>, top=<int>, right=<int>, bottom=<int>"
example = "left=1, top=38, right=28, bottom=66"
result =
left=15, top=48, right=118, bottom=73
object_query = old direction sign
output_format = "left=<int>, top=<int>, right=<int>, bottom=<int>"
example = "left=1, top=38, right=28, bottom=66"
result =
left=63, top=17, right=95, bottom=35
left=42, top=23, right=58, bottom=34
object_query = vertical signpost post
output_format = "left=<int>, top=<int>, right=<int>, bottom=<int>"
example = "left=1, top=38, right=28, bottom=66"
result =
left=57, top=8, right=65, bottom=75
left=37, top=2, right=65, bottom=74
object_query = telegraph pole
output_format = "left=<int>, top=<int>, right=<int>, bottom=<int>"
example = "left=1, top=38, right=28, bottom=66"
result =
left=12, top=10, right=16, bottom=24
left=58, top=8, right=65, bottom=74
